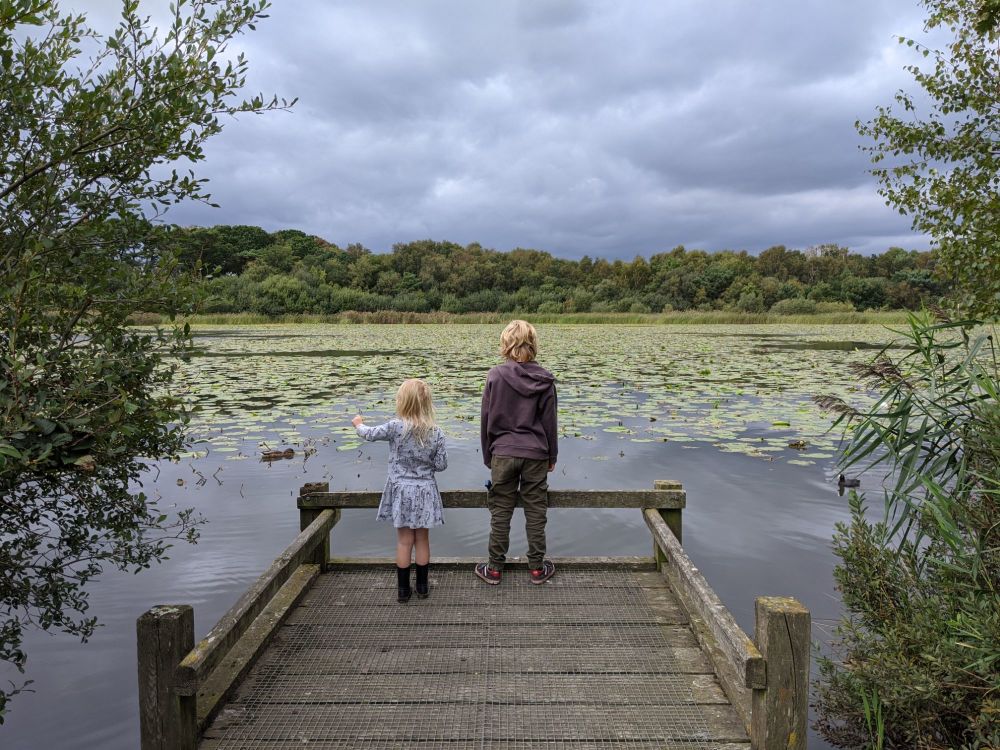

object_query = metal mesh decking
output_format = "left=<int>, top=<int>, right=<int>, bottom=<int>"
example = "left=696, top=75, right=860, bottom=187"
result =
left=200, top=565, right=749, bottom=749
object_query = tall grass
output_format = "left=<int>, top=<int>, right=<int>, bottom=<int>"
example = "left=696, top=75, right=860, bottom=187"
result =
left=129, top=310, right=910, bottom=326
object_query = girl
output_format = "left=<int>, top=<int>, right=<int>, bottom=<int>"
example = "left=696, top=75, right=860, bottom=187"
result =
left=352, top=379, right=447, bottom=603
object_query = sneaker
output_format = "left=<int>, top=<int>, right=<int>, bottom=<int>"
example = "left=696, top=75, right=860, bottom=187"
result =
left=529, top=560, right=556, bottom=585
left=475, top=562, right=502, bottom=585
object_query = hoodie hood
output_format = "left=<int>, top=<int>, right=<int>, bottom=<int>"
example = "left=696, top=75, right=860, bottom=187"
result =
left=496, top=360, right=555, bottom=397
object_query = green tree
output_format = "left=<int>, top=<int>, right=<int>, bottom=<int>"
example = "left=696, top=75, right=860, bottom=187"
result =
left=974, top=0, right=1000, bottom=31
left=0, top=0, right=289, bottom=718
left=814, top=5, right=1000, bottom=744
left=857, top=0, right=999, bottom=319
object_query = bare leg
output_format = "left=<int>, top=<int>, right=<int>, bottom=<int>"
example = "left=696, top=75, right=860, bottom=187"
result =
left=414, top=528, right=430, bottom=565
left=396, top=527, right=415, bottom=568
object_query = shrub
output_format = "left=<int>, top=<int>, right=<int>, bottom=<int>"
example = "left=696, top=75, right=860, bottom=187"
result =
left=390, top=291, right=431, bottom=313
left=252, top=275, right=315, bottom=316
left=814, top=314, right=1000, bottom=750
left=814, top=301, right=857, bottom=314
left=461, top=289, right=513, bottom=313
left=770, top=297, right=817, bottom=315
left=322, top=286, right=391, bottom=313
left=735, top=290, right=765, bottom=313
left=565, top=288, right=594, bottom=312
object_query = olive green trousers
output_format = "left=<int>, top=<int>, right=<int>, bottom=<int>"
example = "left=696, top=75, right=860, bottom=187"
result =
left=487, top=455, right=549, bottom=570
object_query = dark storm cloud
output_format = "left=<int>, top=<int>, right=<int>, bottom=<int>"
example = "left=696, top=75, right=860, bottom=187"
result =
left=91, top=0, right=933, bottom=257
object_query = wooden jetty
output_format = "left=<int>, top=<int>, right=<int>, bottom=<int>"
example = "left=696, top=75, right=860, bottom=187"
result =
left=137, top=481, right=810, bottom=749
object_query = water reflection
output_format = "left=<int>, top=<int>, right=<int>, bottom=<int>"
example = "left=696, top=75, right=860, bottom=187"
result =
left=3, top=324, right=904, bottom=750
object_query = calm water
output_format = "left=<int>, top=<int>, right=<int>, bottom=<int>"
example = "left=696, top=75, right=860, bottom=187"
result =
left=2, top=324, right=899, bottom=750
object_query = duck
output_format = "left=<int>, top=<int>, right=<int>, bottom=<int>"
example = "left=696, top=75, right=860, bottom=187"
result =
left=838, top=473, right=861, bottom=488
left=261, top=448, right=295, bottom=461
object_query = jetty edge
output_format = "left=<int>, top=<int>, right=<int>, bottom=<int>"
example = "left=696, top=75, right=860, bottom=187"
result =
left=137, top=480, right=810, bottom=749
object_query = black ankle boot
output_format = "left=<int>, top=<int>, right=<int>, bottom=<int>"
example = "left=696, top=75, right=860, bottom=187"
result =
left=415, top=563, right=429, bottom=598
left=397, top=565, right=411, bottom=603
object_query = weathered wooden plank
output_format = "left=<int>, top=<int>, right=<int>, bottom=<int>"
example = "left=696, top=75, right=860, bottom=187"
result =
left=751, top=596, right=810, bottom=750
left=683, top=586, right=754, bottom=733
left=257, top=639, right=715, bottom=676
left=298, top=485, right=332, bottom=570
left=654, top=479, right=683, bottom=544
left=285, top=603, right=686, bottom=626
left=195, top=564, right=319, bottom=732
left=137, top=605, right=196, bottom=750
left=300, top=488, right=685, bottom=509
left=251, top=644, right=716, bottom=675
left=228, top=672, right=731, bottom=705
left=201, top=743, right=748, bottom=750
left=201, top=702, right=481, bottom=740
left=174, top=509, right=336, bottom=695
left=322, top=560, right=661, bottom=582
left=301, top=582, right=674, bottom=607
left=203, top=703, right=744, bottom=742
left=652, top=479, right=683, bottom=490
left=644, top=509, right=764, bottom=690
left=276, top=622, right=698, bottom=648
left=298, top=508, right=337, bottom=570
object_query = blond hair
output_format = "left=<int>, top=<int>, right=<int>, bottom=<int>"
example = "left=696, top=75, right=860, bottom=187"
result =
left=500, top=320, right=538, bottom=363
left=395, top=378, right=436, bottom=444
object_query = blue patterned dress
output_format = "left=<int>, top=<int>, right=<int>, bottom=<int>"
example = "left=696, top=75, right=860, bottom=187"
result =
left=356, top=419, right=448, bottom=528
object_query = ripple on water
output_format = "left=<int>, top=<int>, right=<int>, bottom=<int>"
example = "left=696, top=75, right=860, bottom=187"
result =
left=7, top=324, right=901, bottom=750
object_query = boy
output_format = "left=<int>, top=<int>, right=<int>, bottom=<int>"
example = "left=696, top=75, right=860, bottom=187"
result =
left=475, top=320, right=557, bottom=585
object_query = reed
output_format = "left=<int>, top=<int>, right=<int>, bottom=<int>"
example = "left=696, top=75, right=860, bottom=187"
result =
left=128, top=310, right=910, bottom=326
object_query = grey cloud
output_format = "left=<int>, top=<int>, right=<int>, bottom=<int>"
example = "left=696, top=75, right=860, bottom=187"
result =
left=125, top=0, right=932, bottom=257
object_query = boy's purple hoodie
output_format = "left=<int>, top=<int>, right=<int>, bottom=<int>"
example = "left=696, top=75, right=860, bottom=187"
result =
left=480, top=360, right=557, bottom=467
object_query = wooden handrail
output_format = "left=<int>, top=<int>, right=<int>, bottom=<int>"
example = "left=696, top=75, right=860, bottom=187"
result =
left=644, top=508, right=764, bottom=727
left=173, top=509, right=337, bottom=695
left=299, top=488, right=686, bottom=509
left=644, top=508, right=810, bottom=749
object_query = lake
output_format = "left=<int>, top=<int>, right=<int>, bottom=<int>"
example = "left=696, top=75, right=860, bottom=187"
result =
left=2, top=323, right=900, bottom=749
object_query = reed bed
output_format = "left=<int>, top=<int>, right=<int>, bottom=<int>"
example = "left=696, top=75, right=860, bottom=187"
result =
left=129, top=310, right=910, bottom=326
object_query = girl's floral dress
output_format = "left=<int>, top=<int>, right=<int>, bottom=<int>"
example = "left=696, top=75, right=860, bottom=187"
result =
left=356, top=418, right=447, bottom=528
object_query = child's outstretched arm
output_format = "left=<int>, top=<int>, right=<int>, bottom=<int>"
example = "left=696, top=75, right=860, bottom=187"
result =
left=432, top=429, right=448, bottom=472
left=353, top=415, right=393, bottom=442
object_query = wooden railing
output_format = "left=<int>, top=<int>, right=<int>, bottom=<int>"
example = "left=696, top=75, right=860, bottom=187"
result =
left=644, top=508, right=809, bottom=747
left=136, top=480, right=809, bottom=750
left=136, top=507, right=336, bottom=750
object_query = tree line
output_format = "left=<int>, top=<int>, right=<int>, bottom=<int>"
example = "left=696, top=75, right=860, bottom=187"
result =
left=167, top=225, right=944, bottom=316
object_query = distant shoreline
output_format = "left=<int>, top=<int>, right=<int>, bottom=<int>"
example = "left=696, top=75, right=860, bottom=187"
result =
left=129, top=310, right=910, bottom=326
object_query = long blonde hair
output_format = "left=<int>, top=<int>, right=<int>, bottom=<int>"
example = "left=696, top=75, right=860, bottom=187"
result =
left=396, top=378, right=437, bottom=444
left=500, top=319, right=538, bottom=363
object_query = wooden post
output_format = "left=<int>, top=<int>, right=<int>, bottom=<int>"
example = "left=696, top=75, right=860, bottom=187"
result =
left=751, top=596, right=810, bottom=750
left=654, top=479, right=682, bottom=546
left=299, top=482, right=333, bottom=570
left=137, top=605, right=197, bottom=750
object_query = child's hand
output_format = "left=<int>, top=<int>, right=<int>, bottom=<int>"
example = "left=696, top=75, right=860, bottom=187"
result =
left=352, top=414, right=364, bottom=427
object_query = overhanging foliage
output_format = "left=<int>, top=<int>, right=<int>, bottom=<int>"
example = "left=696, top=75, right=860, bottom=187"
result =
left=0, top=0, right=289, bottom=718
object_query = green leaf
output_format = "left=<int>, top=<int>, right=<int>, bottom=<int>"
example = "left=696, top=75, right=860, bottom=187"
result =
left=32, top=418, right=57, bottom=435
left=0, top=444, right=22, bottom=459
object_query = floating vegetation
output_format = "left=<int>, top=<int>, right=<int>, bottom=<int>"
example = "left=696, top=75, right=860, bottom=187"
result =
left=168, top=323, right=894, bottom=477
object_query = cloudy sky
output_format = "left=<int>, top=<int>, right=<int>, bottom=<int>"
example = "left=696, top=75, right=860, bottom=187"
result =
left=84, top=0, right=935, bottom=259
